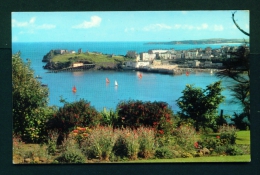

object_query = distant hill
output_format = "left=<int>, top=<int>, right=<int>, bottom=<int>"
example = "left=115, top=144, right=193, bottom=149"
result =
left=145, top=39, right=249, bottom=45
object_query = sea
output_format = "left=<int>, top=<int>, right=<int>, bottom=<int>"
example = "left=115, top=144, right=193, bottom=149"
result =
left=12, top=42, right=244, bottom=116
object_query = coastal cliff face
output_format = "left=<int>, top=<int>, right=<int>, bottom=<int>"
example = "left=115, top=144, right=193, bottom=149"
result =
left=42, top=50, right=55, bottom=62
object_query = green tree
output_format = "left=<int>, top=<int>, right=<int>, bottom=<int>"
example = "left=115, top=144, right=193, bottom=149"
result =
left=176, top=81, right=225, bottom=131
left=216, top=11, right=250, bottom=127
left=12, top=52, right=50, bottom=142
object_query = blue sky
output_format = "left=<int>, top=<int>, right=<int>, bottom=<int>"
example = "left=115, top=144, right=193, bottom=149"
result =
left=12, top=11, right=249, bottom=42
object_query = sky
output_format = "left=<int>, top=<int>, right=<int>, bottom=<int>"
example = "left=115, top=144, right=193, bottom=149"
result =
left=12, top=11, right=249, bottom=42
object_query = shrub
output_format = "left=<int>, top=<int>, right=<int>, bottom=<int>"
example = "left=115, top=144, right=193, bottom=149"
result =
left=46, top=130, right=59, bottom=155
left=225, top=145, right=244, bottom=155
left=82, top=126, right=117, bottom=160
left=47, top=99, right=102, bottom=140
left=173, top=125, right=197, bottom=151
left=70, top=127, right=92, bottom=148
left=113, top=128, right=140, bottom=160
left=155, top=146, right=175, bottom=159
left=12, top=53, right=51, bottom=143
left=197, top=137, right=222, bottom=150
left=116, top=100, right=174, bottom=135
left=137, top=127, right=155, bottom=158
left=55, top=149, right=86, bottom=163
left=218, top=124, right=237, bottom=145
left=100, top=108, right=119, bottom=127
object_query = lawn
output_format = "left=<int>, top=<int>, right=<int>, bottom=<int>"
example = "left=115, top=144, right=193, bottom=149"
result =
left=127, top=155, right=250, bottom=163
left=51, top=52, right=132, bottom=64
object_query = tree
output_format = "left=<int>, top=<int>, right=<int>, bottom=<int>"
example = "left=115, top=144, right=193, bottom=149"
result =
left=176, top=81, right=225, bottom=131
left=216, top=11, right=250, bottom=126
left=12, top=52, right=50, bottom=142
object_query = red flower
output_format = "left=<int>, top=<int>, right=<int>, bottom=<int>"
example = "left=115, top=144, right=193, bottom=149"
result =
left=194, top=142, right=199, bottom=148
left=216, top=136, right=220, bottom=139
left=158, top=130, right=164, bottom=134
left=73, top=130, right=79, bottom=133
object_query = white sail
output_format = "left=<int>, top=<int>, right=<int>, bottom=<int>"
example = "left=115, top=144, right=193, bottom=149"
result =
left=115, top=80, right=118, bottom=86
left=210, top=69, right=213, bottom=74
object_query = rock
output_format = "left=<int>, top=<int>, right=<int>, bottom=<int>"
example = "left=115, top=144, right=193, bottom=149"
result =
left=24, top=158, right=31, bottom=163
left=33, top=157, right=40, bottom=163
left=198, top=148, right=210, bottom=155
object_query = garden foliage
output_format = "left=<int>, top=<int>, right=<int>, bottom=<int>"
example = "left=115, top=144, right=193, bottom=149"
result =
left=116, top=100, right=174, bottom=135
left=12, top=53, right=54, bottom=143
left=47, top=99, right=102, bottom=135
left=176, top=81, right=225, bottom=131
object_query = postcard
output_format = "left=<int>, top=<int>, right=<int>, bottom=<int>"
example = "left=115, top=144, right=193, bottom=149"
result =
left=12, top=11, right=250, bottom=163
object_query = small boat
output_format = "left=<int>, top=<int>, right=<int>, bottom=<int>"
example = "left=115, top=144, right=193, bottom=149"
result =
left=186, top=71, right=189, bottom=76
left=138, top=73, right=142, bottom=79
left=72, top=86, right=77, bottom=93
left=115, top=80, right=118, bottom=86
left=106, top=78, right=110, bottom=83
left=210, top=69, right=213, bottom=74
left=36, top=75, right=42, bottom=79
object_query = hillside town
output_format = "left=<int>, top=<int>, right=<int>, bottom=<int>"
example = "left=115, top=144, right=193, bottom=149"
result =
left=124, top=45, right=242, bottom=70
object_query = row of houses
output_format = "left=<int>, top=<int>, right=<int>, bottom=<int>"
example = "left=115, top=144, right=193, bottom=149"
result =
left=126, top=46, right=240, bottom=62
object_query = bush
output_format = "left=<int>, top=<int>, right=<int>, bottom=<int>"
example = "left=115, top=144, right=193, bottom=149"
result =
left=197, top=136, right=222, bottom=150
left=100, top=108, right=119, bottom=127
left=116, top=100, right=174, bottom=135
left=55, top=149, right=86, bottom=163
left=113, top=128, right=140, bottom=160
left=47, top=99, right=102, bottom=139
left=225, top=145, right=244, bottom=155
left=46, top=130, right=59, bottom=155
left=137, top=127, right=155, bottom=158
left=155, top=146, right=175, bottom=159
left=82, top=126, right=117, bottom=160
left=218, top=124, right=237, bottom=145
left=12, top=53, right=51, bottom=143
left=173, top=125, right=197, bottom=151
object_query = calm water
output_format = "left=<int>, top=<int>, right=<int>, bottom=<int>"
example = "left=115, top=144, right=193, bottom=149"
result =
left=12, top=42, right=243, bottom=115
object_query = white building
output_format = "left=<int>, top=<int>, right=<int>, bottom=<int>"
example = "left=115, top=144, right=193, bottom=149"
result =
left=125, top=61, right=150, bottom=68
left=148, top=49, right=168, bottom=54
left=140, top=52, right=156, bottom=61
left=72, top=62, right=84, bottom=67
left=192, top=60, right=200, bottom=67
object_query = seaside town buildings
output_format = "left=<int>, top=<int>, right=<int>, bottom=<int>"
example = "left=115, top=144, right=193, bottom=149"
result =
left=124, top=45, right=240, bottom=69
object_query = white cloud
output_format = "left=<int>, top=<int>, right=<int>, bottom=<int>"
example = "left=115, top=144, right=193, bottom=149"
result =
left=29, top=17, right=36, bottom=24
left=181, top=11, right=188, bottom=15
left=12, top=19, right=28, bottom=27
left=12, top=17, right=56, bottom=35
left=124, top=27, right=135, bottom=32
left=143, top=23, right=172, bottom=31
left=36, top=24, right=56, bottom=29
left=213, top=24, right=224, bottom=31
left=72, top=16, right=102, bottom=29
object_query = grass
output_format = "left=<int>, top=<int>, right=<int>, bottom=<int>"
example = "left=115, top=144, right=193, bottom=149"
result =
left=202, top=131, right=250, bottom=145
left=51, top=52, right=133, bottom=64
left=127, top=155, right=250, bottom=163
left=236, top=131, right=250, bottom=145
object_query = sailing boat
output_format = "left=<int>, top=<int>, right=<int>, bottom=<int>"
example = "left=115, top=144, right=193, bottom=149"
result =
left=72, top=86, right=77, bottom=93
left=186, top=71, right=189, bottom=76
left=138, top=73, right=142, bottom=79
left=210, top=69, right=213, bottom=74
left=115, top=80, right=118, bottom=86
left=106, top=78, right=110, bottom=83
